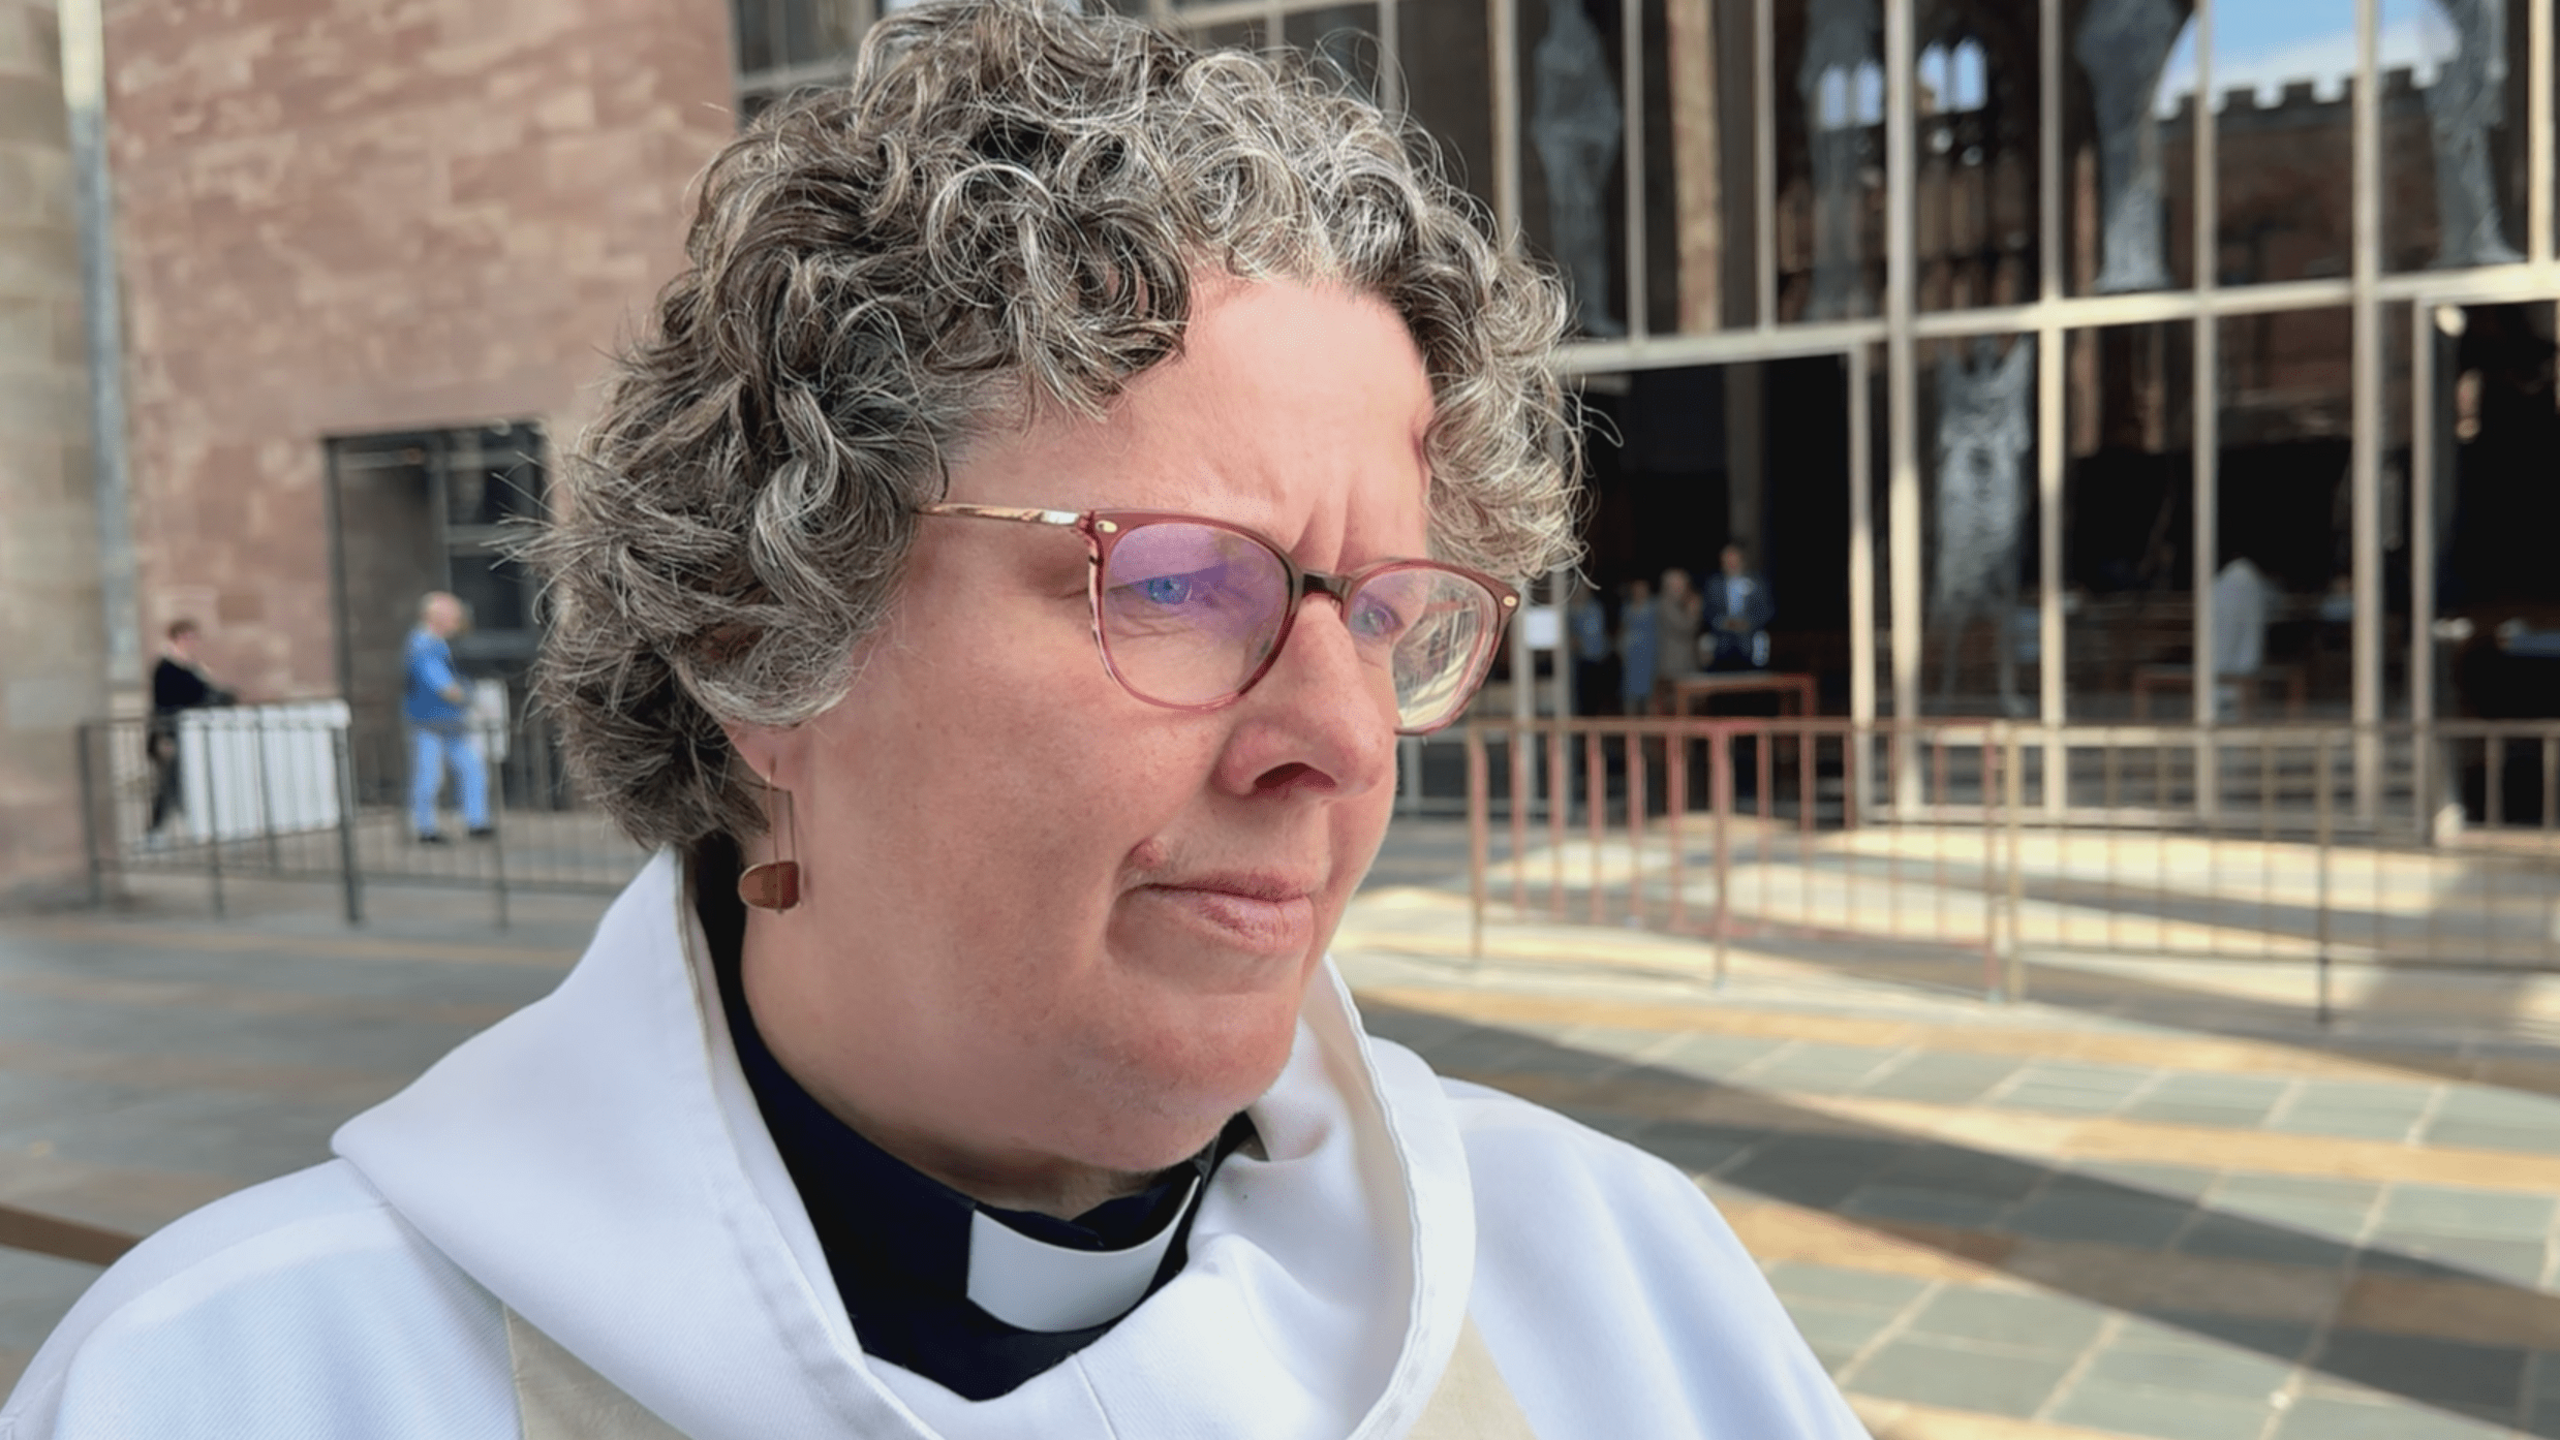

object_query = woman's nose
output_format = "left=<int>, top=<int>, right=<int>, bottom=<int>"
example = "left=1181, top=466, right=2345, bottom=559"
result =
left=1213, top=598, right=1397, bottom=799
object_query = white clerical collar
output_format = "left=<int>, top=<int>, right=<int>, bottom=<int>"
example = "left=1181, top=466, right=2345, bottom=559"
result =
left=965, top=1174, right=1204, bottom=1332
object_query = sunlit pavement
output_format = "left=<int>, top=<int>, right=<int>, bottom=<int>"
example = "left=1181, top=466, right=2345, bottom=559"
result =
left=4, top=826, right=2559, bottom=1438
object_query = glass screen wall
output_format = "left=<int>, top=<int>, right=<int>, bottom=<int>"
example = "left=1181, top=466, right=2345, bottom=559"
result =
left=732, top=0, right=2560, bottom=778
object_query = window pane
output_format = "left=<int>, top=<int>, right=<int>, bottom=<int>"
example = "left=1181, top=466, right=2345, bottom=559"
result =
left=1921, top=331, right=2043, bottom=715
left=2061, top=320, right=2195, bottom=713
left=1915, top=4, right=2040, bottom=311
left=1400, top=0, right=1499, bottom=222
left=1523, top=0, right=1632, bottom=337
left=1282, top=4, right=1383, bottom=103
left=734, top=0, right=779, bottom=76
left=441, top=425, right=546, bottom=530
left=2064, top=0, right=2195, bottom=295
left=2380, top=0, right=2530, bottom=273
left=2216, top=308, right=2356, bottom=713
left=1778, top=0, right=1883, bottom=321
left=450, top=553, right=536, bottom=639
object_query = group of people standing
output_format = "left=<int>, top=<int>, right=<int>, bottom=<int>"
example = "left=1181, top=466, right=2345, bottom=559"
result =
left=136, top=592, right=492, bottom=846
left=1572, top=542, right=1777, bottom=715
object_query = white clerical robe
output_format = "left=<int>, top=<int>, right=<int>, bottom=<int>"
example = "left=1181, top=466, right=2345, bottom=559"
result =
left=1, top=852, right=1866, bottom=1439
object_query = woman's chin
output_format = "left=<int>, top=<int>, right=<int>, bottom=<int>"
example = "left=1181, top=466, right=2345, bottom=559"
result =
left=1066, top=993, right=1305, bottom=1157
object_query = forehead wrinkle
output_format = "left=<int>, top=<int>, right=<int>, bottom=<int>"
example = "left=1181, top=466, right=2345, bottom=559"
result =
left=943, top=280, right=1432, bottom=562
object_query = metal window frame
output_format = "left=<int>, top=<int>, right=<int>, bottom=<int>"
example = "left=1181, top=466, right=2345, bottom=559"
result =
left=1526, top=0, right=2560, bottom=822
left=743, top=0, right=2560, bottom=778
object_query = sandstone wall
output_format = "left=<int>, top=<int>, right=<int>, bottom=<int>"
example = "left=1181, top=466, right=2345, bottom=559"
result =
left=104, top=0, right=734, bottom=702
left=0, top=0, right=107, bottom=902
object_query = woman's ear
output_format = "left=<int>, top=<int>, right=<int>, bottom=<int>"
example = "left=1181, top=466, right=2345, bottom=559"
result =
left=721, top=720, right=806, bottom=793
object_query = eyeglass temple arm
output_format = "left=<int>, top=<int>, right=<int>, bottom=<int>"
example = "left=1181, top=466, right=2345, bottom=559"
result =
left=916, top=503, right=1087, bottom=528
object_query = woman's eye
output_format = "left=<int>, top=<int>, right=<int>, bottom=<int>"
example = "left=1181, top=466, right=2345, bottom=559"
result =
left=1350, top=595, right=1405, bottom=640
left=1139, top=575, right=1193, bottom=606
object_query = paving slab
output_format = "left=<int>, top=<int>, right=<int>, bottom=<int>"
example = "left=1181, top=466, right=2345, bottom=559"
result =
left=1846, top=1337, right=2081, bottom=1418
left=2047, top=1378, right=2272, bottom=1440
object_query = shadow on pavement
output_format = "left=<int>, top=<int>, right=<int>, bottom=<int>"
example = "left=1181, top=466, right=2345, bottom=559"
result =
left=1363, top=999, right=2560, bottom=1433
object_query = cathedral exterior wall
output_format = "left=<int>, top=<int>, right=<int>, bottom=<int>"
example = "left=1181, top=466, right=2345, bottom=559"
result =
left=103, top=0, right=735, bottom=703
left=0, top=0, right=107, bottom=899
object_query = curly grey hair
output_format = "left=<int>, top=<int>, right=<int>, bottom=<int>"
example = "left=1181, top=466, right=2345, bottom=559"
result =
left=531, top=0, right=1582, bottom=853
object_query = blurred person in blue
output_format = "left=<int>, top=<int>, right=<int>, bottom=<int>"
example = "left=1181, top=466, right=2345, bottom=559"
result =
left=1616, top=575, right=1659, bottom=714
left=2, top=4, right=1865, bottom=1437
left=405, top=590, right=490, bottom=843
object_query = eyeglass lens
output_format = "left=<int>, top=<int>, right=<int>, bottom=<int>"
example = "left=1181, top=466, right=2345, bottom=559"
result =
left=1097, top=520, right=1498, bottom=732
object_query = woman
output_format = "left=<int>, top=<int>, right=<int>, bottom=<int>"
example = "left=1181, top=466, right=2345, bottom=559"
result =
left=1653, top=566, right=1704, bottom=702
left=1617, top=576, right=1659, bottom=714
left=2, top=4, right=1861, bottom=1436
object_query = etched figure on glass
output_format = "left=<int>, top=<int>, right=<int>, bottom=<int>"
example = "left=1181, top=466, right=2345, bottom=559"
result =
left=1532, top=0, right=1623, bottom=336
left=2073, top=0, right=2183, bottom=294
left=1797, top=0, right=1880, bottom=319
left=1932, top=336, right=2035, bottom=714
left=2426, top=0, right=2524, bottom=269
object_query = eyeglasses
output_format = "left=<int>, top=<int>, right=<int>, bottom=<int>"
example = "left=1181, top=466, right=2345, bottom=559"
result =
left=917, top=505, right=1518, bottom=734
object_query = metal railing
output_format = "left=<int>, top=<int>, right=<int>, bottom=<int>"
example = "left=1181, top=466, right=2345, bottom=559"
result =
left=1461, top=718, right=2560, bottom=1019
left=77, top=707, right=646, bottom=925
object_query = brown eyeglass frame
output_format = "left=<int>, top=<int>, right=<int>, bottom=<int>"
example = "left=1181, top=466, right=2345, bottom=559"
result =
left=917, top=504, right=1520, bottom=735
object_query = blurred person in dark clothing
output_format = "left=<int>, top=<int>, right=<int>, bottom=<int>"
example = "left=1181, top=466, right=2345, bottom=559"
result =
left=1701, top=543, right=1775, bottom=670
left=146, top=619, right=236, bottom=840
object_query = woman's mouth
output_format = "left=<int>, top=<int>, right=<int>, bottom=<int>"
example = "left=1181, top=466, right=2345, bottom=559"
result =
left=1131, top=878, right=1318, bottom=954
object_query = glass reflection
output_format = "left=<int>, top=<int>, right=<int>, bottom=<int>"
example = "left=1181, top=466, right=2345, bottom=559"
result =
left=1930, top=335, right=2036, bottom=714
left=2416, top=0, right=2524, bottom=267
left=2061, top=322, right=2195, bottom=717
left=1797, top=0, right=1881, bottom=318
left=1531, top=0, right=1626, bottom=335
left=2076, top=0, right=2184, bottom=293
left=1915, top=3, right=2039, bottom=311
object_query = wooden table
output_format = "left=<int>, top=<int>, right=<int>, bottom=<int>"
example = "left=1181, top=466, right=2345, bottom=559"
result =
left=1670, top=671, right=1818, bottom=717
left=2130, top=663, right=2309, bottom=720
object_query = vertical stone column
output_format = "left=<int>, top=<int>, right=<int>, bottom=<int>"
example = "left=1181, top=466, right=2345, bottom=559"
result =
left=0, top=0, right=107, bottom=903
left=1662, top=0, right=1717, bottom=333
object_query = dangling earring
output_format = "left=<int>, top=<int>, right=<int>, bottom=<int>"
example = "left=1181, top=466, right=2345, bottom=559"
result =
left=737, top=781, right=801, bottom=912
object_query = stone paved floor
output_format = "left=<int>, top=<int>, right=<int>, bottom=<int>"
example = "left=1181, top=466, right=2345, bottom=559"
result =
left=4, top=827, right=2560, bottom=1438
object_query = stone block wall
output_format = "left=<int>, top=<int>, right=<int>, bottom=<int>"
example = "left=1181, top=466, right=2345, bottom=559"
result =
left=103, top=0, right=735, bottom=704
left=0, top=0, right=107, bottom=902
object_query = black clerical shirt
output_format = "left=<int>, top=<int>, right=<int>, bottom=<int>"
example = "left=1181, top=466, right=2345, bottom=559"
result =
left=697, top=855, right=1254, bottom=1400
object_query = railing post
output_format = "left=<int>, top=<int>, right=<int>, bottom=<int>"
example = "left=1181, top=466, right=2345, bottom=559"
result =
left=76, top=721, right=104, bottom=908
left=488, top=715, right=511, bottom=931
left=1844, top=722, right=1862, bottom=831
left=251, top=711, right=280, bottom=872
left=1547, top=720, right=1568, bottom=917
left=2544, top=730, right=2557, bottom=973
left=1508, top=722, right=1529, bottom=914
left=2489, top=736, right=2508, bottom=830
left=201, top=717, right=225, bottom=920
left=1711, top=726, right=1731, bottom=989
left=2006, top=726, right=2027, bottom=1001
left=2315, top=730, right=2335, bottom=1028
left=1627, top=728, right=1649, bottom=926
left=1586, top=729, right=1606, bottom=925
left=1465, top=725, right=1488, bottom=960
left=334, top=725, right=364, bottom=927
left=1982, top=729, right=2002, bottom=1000
left=1667, top=722, right=1688, bottom=931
